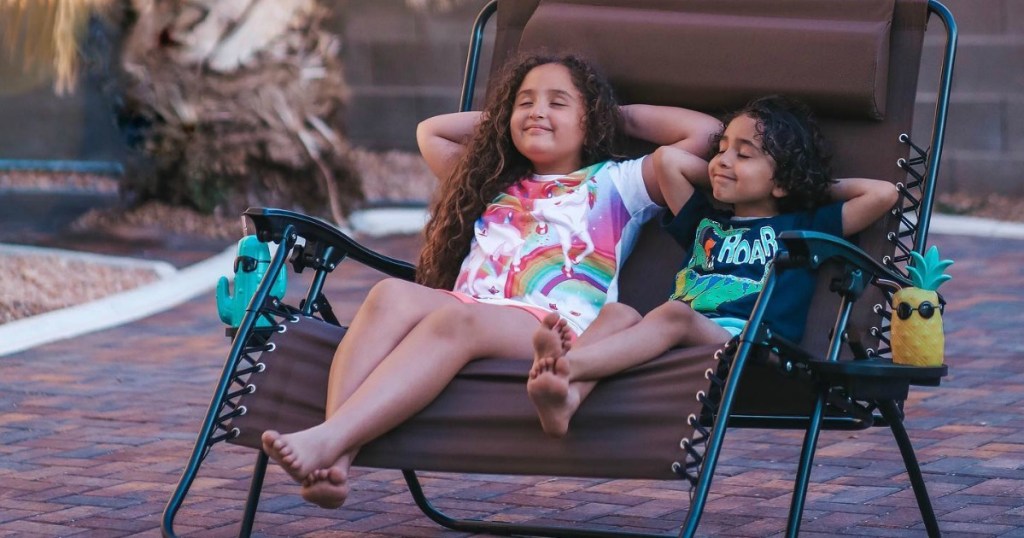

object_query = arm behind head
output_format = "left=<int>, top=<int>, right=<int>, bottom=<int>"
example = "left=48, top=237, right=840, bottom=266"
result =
left=620, top=104, right=720, bottom=210
left=832, top=177, right=900, bottom=236
left=416, top=111, right=483, bottom=182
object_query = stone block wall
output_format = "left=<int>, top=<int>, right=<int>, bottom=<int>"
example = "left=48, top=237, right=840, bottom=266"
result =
left=338, top=0, right=492, bottom=152
left=0, top=70, right=125, bottom=163
left=912, top=0, right=1024, bottom=195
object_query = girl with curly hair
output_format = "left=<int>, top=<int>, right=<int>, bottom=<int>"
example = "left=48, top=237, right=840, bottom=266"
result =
left=261, top=52, right=720, bottom=507
left=527, top=95, right=900, bottom=437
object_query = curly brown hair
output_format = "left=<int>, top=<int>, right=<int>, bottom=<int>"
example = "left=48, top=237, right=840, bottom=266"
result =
left=715, top=95, right=835, bottom=213
left=417, top=52, right=624, bottom=289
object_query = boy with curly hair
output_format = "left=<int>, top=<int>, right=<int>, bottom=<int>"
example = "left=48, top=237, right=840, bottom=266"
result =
left=528, top=95, right=900, bottom=437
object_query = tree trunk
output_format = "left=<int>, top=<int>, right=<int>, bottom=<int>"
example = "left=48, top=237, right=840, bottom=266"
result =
left=116, top=0, right=360, bottom=225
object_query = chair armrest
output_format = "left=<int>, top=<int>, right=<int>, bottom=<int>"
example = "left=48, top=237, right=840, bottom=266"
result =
left=768, top=231, right=947, bottom=396
left=776, top=231, right=911, bottom=290
left=243, top=207, right=417, bottom=281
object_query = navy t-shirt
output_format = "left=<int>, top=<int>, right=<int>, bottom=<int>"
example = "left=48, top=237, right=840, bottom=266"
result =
left=663, top=193, right=844, bottom=342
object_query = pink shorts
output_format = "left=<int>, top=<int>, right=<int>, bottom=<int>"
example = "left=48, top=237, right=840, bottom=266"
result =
left=438, top=290, right=579, bottom=339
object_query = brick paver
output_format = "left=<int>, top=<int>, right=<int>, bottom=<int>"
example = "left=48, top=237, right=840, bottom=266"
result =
left=1, top=232, right=1022, bottom=536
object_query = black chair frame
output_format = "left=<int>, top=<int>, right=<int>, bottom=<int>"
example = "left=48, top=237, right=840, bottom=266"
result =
left=162, top=1, right=958, bottom=536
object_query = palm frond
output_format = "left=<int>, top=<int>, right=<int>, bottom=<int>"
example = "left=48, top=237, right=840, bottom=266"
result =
left=0, top=0, right=111, bottom=95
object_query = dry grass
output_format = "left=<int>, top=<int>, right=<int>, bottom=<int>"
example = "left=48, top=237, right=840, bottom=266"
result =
left=0, top=0, right=112, bottom=95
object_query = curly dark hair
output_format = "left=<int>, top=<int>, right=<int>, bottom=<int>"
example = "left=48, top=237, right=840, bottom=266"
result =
left=715, top=95, right=835, bottom=213
left=417, top=52, right=624, bottom=290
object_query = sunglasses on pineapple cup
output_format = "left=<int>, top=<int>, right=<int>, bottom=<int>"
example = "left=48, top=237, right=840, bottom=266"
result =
left=895, top=300, right=945, bottom=320
left=234, top=255, right=270, bottom=273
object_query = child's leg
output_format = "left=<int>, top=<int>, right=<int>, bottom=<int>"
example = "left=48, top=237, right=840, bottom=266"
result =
left=566, top=300, right=730, bottom=381
left=323, top=278, right=459, bottom=417
left=528, top=303, right=644, bottom=437
left=528, top=300, right=730, bottom=437
left=262, top=301, right=541, bottom=505
left=527, top=302, right=642, bottom=379
left=272, top=279, right=458, bottom=506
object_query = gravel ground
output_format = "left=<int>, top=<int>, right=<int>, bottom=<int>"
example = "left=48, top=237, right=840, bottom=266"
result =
left=0, top=251, right=161, bottom=323
left=2, top=149, right=1023, bottom=325
left=0, top=171, right=119, bottom=193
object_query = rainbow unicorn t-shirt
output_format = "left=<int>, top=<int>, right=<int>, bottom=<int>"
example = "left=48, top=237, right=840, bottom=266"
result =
left=452, top=158, right=660, bottom=335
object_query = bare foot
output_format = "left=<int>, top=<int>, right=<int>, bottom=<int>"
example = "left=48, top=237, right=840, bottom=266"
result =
left=302, top=465, right=351, bottom=508
left=300, top=450, right=358, bottom=509
left=261, top=428, right=340, bottom=484
left=527, top=313, right=579, bottom=437
left=528, top=314, right=571, bottom=379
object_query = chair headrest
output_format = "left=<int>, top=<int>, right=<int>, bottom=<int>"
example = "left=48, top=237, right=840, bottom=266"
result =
left=517, top=0, right=896, bottom=119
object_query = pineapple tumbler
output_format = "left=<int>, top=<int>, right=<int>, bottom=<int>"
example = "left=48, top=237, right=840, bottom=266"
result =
left=891, top=246, right=953, bottom=366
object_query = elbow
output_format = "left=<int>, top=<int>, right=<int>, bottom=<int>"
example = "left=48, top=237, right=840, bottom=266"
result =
left=863, top=181, right=900, bottom=224
left=692, top=118, right=722, bottom=156
left=881, top=181, right=900, bottom=210
left=652, top=145, right=683, bottom=179
left=652, top=145, right=668, bottom=170
left=415, top=120, right=430, bottom=152
left=652, top=145, right=682, bottom=180
left=703, top=116, right=724, bottom=139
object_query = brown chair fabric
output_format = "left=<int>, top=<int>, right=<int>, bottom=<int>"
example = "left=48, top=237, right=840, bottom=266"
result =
left=230, top=0, right=932, bottom=481
left=231, top=315, right=718, bottom=480
left=517, top=0, right=894, bottom=119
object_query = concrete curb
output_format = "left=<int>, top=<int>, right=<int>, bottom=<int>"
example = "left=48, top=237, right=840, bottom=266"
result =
left=349, top=207, right=430, bottom=237
left=1, top=210, right=1021, bottom=357
left=929, top=214, right=1024, bottom=239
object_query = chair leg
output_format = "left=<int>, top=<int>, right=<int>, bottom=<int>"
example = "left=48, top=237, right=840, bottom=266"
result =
left=878, top=400, right=941, bottom=537
left=238, top=451, right=269, bottom=538
left=161, top=343, right=250, bottom=538
left=401, top=470, right=671, bottom=538
left=161, top=435, right=207, bottom=538
left=681, top=271, right=779, bottom=537
left=678, top=390, right=734, bottom=538
left=679, top=343, right=760, bottom=537
left=162, top=243, right=293, bottom=538
left=786, top=387, right=828, bottom=538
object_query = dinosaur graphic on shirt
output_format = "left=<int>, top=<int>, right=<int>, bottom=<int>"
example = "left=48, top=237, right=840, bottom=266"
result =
left=670, top=218, right=774, bottom=313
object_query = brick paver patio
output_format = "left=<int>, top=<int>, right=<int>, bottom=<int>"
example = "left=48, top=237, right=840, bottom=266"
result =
left=1, top=232, right=1022, bottom=537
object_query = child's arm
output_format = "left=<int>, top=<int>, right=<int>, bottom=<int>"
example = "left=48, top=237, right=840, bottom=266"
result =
left=650, top=146, right=708, bottom=215
left=416, top=111, right=482, bottom=181
left=622, top=105, right=716, bottom=213
left=620, top=104, right=720, bottom=208
left=832, top=178, right=900, bottom=236
left=621, top=104, right=720, bottom=156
